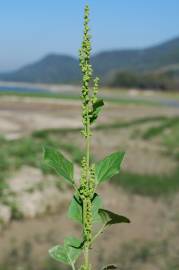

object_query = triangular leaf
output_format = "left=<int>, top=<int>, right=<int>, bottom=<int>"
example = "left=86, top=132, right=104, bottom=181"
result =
left=49, top=245, right=69, bottom=264
left=90, top=99, right=104, bottom=124
left=49, top=237, right=82, bottom=266
left=64, top=237, right=82, bottom=263
left=102, top=264, right=118, bottom=270
left=68, top=194, right=83, bottom=224
left=64, top=236, right=82, bottom=249
left=96, top=151, right=125, bottom=184
left=44, top=146, right=74, bottom=184
left=68, top=193, right=102, bottom=224
left=99, top=208, right=130, bottom=227
left=92, top=193, right=103, bottom=223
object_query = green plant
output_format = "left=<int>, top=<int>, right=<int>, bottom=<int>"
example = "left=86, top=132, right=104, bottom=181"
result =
left=44, top=5, right=130, bottom=270
left=113, top=169, right=179, bottom=197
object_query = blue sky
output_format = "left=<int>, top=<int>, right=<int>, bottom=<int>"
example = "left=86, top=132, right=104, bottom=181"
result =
left=1, top=0, right=179, bottom=71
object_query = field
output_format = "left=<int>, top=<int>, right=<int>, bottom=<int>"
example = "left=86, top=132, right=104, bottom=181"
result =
left=1, top=89, right=179, bottom=270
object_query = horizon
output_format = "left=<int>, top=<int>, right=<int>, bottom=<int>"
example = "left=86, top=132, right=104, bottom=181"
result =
left=1, top=0, right=179, bottom=72
left=1, top=34, right=179, bottom=74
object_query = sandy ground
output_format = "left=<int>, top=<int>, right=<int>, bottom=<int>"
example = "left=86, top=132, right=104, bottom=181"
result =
left=1, top=96, right=179, bottom=269
left=0, top=96, right=178, bottom=174
left=1, top=184, right=178, bottom=270
left=1, top=96, right=179, bottom=139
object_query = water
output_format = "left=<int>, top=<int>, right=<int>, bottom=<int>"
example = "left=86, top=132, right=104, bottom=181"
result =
left=1, top=85, right=179, bottom=108
left=160, top=99, right=179, bottom=108
left=0, top=85, right=50, bottom=94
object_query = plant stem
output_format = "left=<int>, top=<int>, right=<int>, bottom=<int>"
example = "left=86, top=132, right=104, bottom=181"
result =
left=80, top=5, right=92, bottom=269
left=84, top=244, right=89, bottom=269
left=71, top=263, right=76, bottom=270
left=86, top=111, right=90, bottom=186
left=68, top=254, right=76, bottom=270
left=84, top=109, right=90, bottom=269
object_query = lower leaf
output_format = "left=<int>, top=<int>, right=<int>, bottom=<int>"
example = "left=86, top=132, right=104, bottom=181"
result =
left=49, top=236, right=82, bottom=266
left=49, top=245, right=69, bottom=264
left=68, top=194, right=83, bottom=224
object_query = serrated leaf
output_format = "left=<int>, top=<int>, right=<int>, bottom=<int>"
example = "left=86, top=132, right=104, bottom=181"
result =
left=102, top=264, right=118, bottom=270
left=68, top=193, right=102, bottom=224
left=44, top=146, right=74, bottom=184
left=99, top=208, right=130, bottom=227
left=96, top=151, right=125, bottom=184
left=90, top=99, right=104, bottom=124
left=49, top=237, right=82, bottom=266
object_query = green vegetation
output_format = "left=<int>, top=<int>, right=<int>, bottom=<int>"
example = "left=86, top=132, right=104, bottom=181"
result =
left=108, top=70, right=179, bottom=90
left=44, top=6, right=130, bottom=270
left=1, top=114, right=179, bottom=200
left=0, top=90, right=81, bottom=100
left=0, top=134, right=84, bottom=197
left=161, top=122, right=179, bottom=161
left=113, top=170, right=179, bottom=197
left=96, top=116, right=168, bottom=130
left=32, top=115, right=168, bottom=138
left=142, top=117, right=179, bottom=139
left=0, top=89, right=164, bottom=107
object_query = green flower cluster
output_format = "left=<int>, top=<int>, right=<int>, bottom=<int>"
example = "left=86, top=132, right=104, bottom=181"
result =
left=79, top=5, right=100, bottom=139
left=79, top=157, right=88, bottom=200
left=79, top=5, right=92, bottom=138
left=79, top=157, right=96, bottom=243
left=92, top=77, right=99, bottom=104
left=78, top=4, right=101, bottom=250
left=89, top=164, right=96, bottom=198
left=84, top=198, right=92, bottom=242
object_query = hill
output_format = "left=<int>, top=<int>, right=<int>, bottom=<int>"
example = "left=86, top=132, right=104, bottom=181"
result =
left=0, top=54, right=81, bottom=84
left=0, top=36, right=179, bottom=87
left=92, top=37, right=179, bottom=78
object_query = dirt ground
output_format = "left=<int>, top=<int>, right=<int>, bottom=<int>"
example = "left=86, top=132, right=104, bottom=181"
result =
left=1, top=96, right=179, bottom=270
left=1, top=96, right=179, bottom=139
left=1, top=184, right=179, bottom=270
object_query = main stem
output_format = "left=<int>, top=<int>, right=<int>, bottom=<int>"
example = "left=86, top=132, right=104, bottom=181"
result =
left=80, top=5, right=93, bottom=270
left=84, top=112, right=90, bottom=269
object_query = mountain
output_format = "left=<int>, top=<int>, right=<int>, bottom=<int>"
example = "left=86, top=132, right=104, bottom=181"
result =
left=0, top=54, right=81, bottom=84
left=0, top=36, right=179, bottom=85
left=92, top=37, right=179, bottom=79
